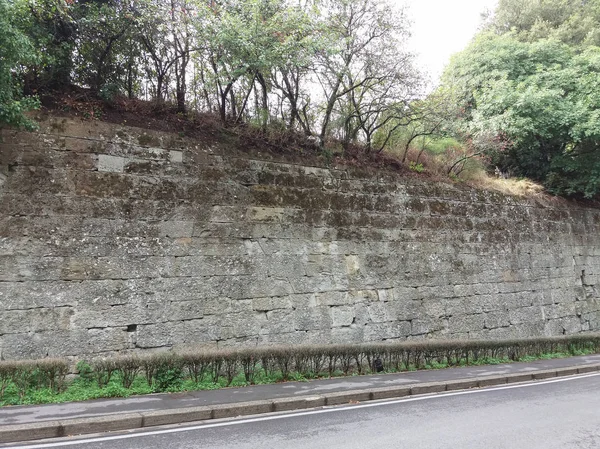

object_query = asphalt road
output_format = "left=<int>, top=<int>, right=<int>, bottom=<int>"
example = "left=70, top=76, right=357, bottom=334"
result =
left=10, top=373, right=600, bottom=449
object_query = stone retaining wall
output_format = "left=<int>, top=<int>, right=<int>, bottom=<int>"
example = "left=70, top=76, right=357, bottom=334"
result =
left=1, top=117, right=599, bottom=359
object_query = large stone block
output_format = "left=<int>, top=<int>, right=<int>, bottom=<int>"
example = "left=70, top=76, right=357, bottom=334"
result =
left=182, top=316, right=224, bottom=344
left=367, top=302, right=390, bottom=323
left=262, top=309, right=296, bottom=334
left=389, top=298, right=423, bottom=320
left=330, top=306, right=355, bottom=327
left=447, top=314, right=485, bottom=333
left=293, top=306, right=332, bottom=331
left=252, top=296, right=293, bottom=311
left=136, top=322, right=186, bottom=349
left=508, top=306, right=544, bottom=325
left=484, top=311, right=511, bottom=330
left=0, top=307, right=74, bottom=334
left=97, top=154, right=125, bottom=173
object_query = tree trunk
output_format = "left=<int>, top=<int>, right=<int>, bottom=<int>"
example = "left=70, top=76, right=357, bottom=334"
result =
left=319, top=77, right=343, bottom=147
left=365, top=132, right=372, bottom=153
left=156, top=73, right=165, bottom=104
left=176, top=57, right=187, bottom=113
left=219, top=90, right=227, bottom=121
left=175, top=47, right=189, bottom=113
left=236, top=75, right=256, bottom=122
left=127, top=59, right=134, bottom=99
left=256, top=73, right=269, bottom=129
left=229, top=88, right=237, bottom=120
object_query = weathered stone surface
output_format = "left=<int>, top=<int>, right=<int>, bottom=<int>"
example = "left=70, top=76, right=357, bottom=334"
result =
left=97, top=154, right=125, bottom=173
left=1, top=119, right=599, bottom=359
left=330, top=306, right=355, bottom=327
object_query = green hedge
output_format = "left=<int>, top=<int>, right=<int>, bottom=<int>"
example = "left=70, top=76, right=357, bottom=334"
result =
left=0, top=358, right=68, bottom=400
left=1, top=334, right=599, bottom=401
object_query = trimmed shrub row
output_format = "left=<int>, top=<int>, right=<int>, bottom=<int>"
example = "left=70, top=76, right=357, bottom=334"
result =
left=0, top=359, right=68, bottom=400
left=2, top=334, right=600, bottom=397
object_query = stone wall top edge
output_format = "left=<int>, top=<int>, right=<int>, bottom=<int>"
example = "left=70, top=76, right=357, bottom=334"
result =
left=2, top=117, right=599, bottom=214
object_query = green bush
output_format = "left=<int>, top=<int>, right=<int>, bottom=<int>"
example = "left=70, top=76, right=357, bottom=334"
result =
left=141, top=352, right=184, bottom=392
left=113, top=356, right=141, bottom=389
left=91, top=358, right=117, bottom=388
left=98, top=83, right=123, bottom=104
left=238, top=348, right=259, bottom=384
left=35, top=359, right=68, bottom=392
left=76, top=360, right=94, bottom=384
left=12, top=361, right=36, bottom=401
left=180, top=349, right=215, bottom=384
left=220, top=350, right=239, bottom=386
left=409, top=161, right=424, bottom=173
left=0, top=361, right=17, bottom=399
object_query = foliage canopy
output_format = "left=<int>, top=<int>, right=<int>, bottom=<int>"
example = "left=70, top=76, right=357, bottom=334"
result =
left=0, top=0, right=39, bottom=129
left=444, top=0, right=600, bottom=198
left=1, top=0, right=424, bottom=156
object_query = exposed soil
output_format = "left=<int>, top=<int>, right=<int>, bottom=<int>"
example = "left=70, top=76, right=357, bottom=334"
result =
left=36, top=86, right=436, bottom=178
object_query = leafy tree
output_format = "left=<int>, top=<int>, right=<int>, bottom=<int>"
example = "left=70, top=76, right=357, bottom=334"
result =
left=372, top=88, right=458, bottom=159
left=195, top=0, right=253, bottom=122
left=344, top=45, right=421, bottom=152
left=444, top=32, right=600, bottom=197
left=3, top=0, right=423, bottom=156
left=171, top=0, right=194, bottom=113
left=14, top=0, right=77, bottom=91
left=194, top=0, right=318, bottom=125
left=315, top=0, right=417, bottom=147
left=73, top=0, right=137, bottom=92
left=489, top=0, right=600, bottom=48
left=135, top=0, right=195, bottom=111
left=0, top=0, right=39, bottom=129
left=269, top=0, right=322, bottom=133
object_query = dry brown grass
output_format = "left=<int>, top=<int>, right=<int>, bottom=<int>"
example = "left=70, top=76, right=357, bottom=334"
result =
left=388, top=144, right=563, bottom=203
left=472, top=174, right=544, bottom=197
left=463, top=171, right=569, bottom=206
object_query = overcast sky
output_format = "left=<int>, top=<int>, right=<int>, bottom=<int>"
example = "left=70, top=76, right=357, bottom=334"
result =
left=404, top=0, right=499, bottom=84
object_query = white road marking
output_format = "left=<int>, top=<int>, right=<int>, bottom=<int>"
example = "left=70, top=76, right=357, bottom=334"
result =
left=9, top=372, right=600, bottom=449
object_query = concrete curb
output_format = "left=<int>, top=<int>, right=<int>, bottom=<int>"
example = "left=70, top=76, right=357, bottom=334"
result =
left=2, top=363, right=599, bottom=445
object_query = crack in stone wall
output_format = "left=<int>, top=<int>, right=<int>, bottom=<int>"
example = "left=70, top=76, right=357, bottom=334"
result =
left=0, top=117, right=599, bottom=359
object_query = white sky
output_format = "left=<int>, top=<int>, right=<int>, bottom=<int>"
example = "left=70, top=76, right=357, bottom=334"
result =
left=403, top=0, right=499, bottom=84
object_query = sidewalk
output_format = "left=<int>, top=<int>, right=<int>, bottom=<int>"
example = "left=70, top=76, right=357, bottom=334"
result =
left=2, top=354, right=600, bottom=444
